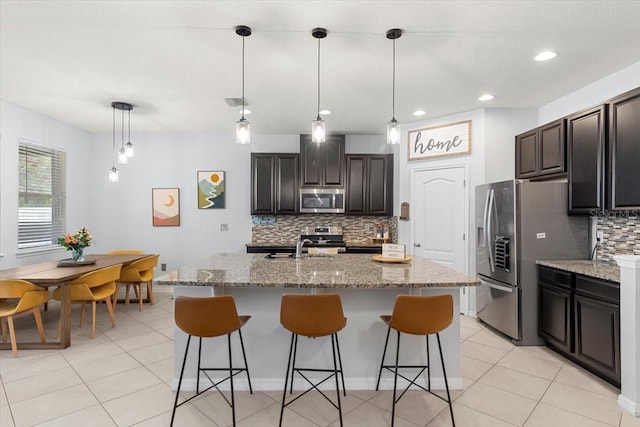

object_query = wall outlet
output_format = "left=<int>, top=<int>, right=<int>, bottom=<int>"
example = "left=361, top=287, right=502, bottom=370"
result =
left=596, top=230, right=604, bottom=240
left=220, top=223, right=229, bottom=231
left=161, top=263, right=167, bottom=271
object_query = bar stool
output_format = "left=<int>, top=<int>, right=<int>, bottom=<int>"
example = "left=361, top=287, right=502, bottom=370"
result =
left=170, top=295, right=253, bottom=427
left=279, top=293, right=347, bottom=427
left=375, top=294, right=455, bottom=427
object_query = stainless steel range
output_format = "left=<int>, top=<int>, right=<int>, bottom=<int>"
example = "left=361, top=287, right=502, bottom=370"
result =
left=300, top=226, right=346, bottom=252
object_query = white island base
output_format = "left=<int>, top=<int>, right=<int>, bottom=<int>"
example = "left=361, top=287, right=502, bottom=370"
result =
left=171, top=285, right=462, bottom=392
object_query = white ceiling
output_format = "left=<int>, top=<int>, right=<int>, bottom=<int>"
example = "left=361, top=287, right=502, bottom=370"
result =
left=2, top=1, right=640, bottom=135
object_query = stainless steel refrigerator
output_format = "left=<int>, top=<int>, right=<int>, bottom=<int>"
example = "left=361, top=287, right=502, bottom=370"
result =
left=475, top=180, right=588, bottom=345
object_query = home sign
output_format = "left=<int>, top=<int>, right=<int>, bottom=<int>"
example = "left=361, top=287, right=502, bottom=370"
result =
left=408, top=120, right=472, bottom=161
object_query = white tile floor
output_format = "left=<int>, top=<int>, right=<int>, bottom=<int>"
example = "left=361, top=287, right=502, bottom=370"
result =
left=1, top=290, right=639, bottom=427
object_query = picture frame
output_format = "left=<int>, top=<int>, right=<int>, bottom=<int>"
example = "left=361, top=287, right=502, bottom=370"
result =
left=152, top=188, right=180, bottom=226
left=408, top=120, right=472, bottom=161
left=197, top=171, right=225, bottom=209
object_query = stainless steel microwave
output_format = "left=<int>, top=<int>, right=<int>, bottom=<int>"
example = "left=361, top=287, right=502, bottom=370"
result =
left=300, top=188, right=345, bottom=213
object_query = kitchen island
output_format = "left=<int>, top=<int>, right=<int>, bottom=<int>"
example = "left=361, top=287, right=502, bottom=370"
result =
left=156, top=253, right=478, bottom=391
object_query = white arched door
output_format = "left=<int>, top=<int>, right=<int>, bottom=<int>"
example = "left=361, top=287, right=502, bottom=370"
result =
left=412, top=165, right=468, bottom=312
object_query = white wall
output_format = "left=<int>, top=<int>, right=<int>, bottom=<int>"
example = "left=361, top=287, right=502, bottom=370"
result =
left=538, top=60, right=640, bottom=124
left=0, top=101, right=93, bottom=269
left=484, top=108, right=537, bottom=183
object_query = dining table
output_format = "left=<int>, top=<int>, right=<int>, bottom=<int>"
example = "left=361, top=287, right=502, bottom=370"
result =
left=0, top=253, right=152, bottom=350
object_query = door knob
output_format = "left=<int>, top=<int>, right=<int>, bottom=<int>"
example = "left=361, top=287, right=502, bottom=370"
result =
left=414, top=243, right=421, bottom=247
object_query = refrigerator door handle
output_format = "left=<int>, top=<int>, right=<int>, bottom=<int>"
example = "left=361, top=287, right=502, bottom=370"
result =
left=484, top=280, right=513, bottom=293
left=483, top=189, right=492, bottom=270
left=487, top=189, right=496, bottom=272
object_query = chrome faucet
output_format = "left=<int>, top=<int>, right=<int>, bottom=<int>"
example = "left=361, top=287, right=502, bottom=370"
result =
left=296, top=238, right=312, bottom=258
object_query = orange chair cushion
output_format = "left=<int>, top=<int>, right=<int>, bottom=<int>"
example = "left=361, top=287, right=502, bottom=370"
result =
left=280, top=293, right=346, bottom=337
left=174, top=295, right=246, bottom=338
left=388, top=294, right=453, bottom=335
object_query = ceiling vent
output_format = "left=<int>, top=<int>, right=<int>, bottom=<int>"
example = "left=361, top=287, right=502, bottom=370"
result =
left=224, top=97, right=248, bottom=107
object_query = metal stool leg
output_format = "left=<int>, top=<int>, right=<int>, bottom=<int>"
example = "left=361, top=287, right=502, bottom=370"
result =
left=391, top=330, right=401, bottom=427
left=334, top=333, right=347, bottom=396
left=436, top=333, right=455, bottom=427
left=228, top=333, right=236, bottom=427
left=170, top=334, right=192, bottom=427
left=376, top=325, right=391, bottom=390
left=279, top=333, right=296, bottom=427
left=426, top=335, right=431, bottom=391
left=289, top=333, right=298, bottom=394
left=237, top=328, right=253, bottom=394
left=197, top=337, right=202, bottom=394
left=331, top=332, right=343, bottom=427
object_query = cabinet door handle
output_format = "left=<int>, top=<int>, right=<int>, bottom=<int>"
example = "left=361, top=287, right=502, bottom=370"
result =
left=414, top=243, right=421, bottom=247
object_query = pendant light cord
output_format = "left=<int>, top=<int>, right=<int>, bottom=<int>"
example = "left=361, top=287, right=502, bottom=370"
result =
left=127, top=109, right=131, bottom=141
left=121, top=109, right=125, bottom=149
left=241, top=35, right=245, bottom=120
left=112, top=107, right=116, bottom=166
left=392, top=38, right=396, bottom=120
left=317, top=37, right=321, bottom=120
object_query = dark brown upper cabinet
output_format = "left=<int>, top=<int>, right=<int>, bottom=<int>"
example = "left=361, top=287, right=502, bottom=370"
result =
left=300, top=134, right=345, bottom=187
left=515, top=118, right=566, bottom=179
left=567, top=105, right=606, bottom=214
left=251, top=153, right=299, bottom=215
left=608, top=87, right=640, bottom=211
left=346, top=154, right=393, bottom=216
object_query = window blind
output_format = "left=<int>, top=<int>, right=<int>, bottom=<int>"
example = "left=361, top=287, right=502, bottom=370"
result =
left=18, top=141, right=66, bottom=250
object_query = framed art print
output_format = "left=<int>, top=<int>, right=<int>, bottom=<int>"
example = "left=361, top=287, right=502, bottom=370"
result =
left=152, top=188, right=180, bottom=226
left=197, top=171, right=225, bottom=209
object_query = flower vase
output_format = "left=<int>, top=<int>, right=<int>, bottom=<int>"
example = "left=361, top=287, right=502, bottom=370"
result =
left=71, top=247, right=86, bottom=262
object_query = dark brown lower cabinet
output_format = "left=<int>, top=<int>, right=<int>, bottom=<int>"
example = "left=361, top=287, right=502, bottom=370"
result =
left=538, top=266, right=620, bottom=387
left=539, top=283, right=572, bottom=354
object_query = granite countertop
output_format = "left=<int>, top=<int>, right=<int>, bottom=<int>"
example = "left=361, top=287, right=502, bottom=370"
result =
left=246, top=242, right=384, bottom=248
left=536, top=259, right=620, bottom=283
left=156, top=253, right=479, bottom=289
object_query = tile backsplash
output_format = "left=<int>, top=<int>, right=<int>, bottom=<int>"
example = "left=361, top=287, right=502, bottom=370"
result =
left=596, top=215, right=640, bottom=261
left=251, top=215, right=398, bottom=246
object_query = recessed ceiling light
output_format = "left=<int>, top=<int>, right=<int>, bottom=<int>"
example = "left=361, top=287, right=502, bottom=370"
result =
left=413, top=110, right=426, bottom=116
left=319, top=109, right=332, bottom=115
left=478, top=94, right=494, bottom=101
left=238, top=108, right=252, bottom=115
left=535, top=51, right=557, bottom=62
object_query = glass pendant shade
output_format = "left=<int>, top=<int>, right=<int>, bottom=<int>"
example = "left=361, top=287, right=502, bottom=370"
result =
left=386, top=119, right=400, bottom=144
left=108, top=166, right=119, bottom=183
left=312, top=117, right=326, bottom=143
left=117, top=147, right=128, bottom=164
left=236, top=118, right=251, bottom=144
left=124, top=141, right=134, bottom=157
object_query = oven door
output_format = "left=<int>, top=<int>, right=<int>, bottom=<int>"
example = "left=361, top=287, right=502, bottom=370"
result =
left=300, top=189, right=344, bottom=213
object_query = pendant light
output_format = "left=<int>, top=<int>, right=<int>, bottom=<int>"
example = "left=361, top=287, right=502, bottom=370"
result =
left=109, top=102, right=133, bottom=182
left=235, top=25, right=252, bottom=145
left=386, top=29, right=402, bottom=145
left=124, top=109, right=134, bottom=157
left=311, top=28, right=327, bottom=143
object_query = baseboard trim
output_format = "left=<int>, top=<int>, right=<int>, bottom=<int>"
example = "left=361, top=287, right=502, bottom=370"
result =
left=618, top=394, right=640, bottom=417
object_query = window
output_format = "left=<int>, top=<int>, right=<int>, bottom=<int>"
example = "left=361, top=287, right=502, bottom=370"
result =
left=18, top=140, right=66, bottom=250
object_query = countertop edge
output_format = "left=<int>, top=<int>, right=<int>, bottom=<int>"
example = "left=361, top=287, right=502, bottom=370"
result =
left=536, top=259, right=620, bottom=283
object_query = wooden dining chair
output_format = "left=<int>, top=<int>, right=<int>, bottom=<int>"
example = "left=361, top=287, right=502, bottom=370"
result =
left=112, top=254, right=159, bottom=311
left=0, top=279, right=50, bottom=356
left=53, top=264, right=122, bottom=338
